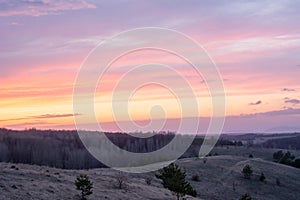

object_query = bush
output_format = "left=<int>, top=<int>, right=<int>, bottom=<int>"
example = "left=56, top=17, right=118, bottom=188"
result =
left=259, top=173, right=266, bottom=182
left=249, top=154, right=253, bottom=158
left=156, top=163, right=197, bottom=200
left=276, top=178, right=281, bottom=186
left=239, top=193, right=252, bottom=200
left=191, top=175, right=200, bottom=182
left=293, top=158, right=300, bottom=168
left=273, top=150, right=284, bottom=161
left=75, top=175, right=93, bottom=200
left=273, top=150, right=300, bottom=168
left=279, top=151, right=294, bottom=165
left=145, top=177, right=152, bottom=185
left=242, top=165, right=253, bottom=179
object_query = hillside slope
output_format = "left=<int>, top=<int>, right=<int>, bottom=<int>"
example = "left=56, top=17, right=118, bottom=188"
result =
left=0, top=162, right=199, bottom=200
left=178, top=156, right=300, bottom=200
left=0, top=155, right=299, bottom=200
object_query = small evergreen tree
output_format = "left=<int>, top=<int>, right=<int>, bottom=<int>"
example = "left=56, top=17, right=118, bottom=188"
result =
left=156, top=163, right=197, bottom=200
left=75, top=175, right=93, bottom=200
left=239, top=193, right=252, bottom=200
left=259, top=172, right=266, bottom=182
left=145, top=177, right=152, bottom=185
left=276, top=178, right=281, bottom=186
left=242, top=165, right=253, bottom=179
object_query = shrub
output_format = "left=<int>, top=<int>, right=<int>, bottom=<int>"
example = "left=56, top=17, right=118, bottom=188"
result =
left=276, top=178, right=281, bottom=186
left=249, top=154, right=253, bottom=158
left=274, top=150, right=300, bottom=169
left=145, top=177, right=152, bottom=185
left=156, top=163, right=197, bottom=200
left=191, top=175, right=200, bottom=182
left=279, top=151, right=294, bottom=165
left=293, top=158, right=300, bottom=168
left=259, top=173, right=266, bottom=182
left=11, top=185, right=17, bottom=189
left=242, top=165, right=253, bottom=179
left=239, top=193, right=252, bottom=200
left=273, top=150, right=284, bottom=161
left=75, top=175, right=93, bottom=200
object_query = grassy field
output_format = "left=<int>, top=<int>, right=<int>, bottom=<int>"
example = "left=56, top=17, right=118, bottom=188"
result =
left=1, top=146, right=299, bottom=200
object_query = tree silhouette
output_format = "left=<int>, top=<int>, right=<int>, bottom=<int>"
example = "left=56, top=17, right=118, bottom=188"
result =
left=242, top=165, right=253, bottom=179
left=156, top=163, right=197, bottom=200
left=240, top=193, right=252, bottom=200
left=75, top=175, right=93, bottom=200
left=259, top=172, right=266, bottom=182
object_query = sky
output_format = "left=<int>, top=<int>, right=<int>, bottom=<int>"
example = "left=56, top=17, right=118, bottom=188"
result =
left=0, top=0, right=300, bottom=133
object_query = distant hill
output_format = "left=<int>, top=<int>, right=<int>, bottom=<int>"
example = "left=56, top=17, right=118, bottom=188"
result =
left=265, top=126, right=300, bottom=133
left=262, top=135, right=300, bottom=150
left=221, top=132, right=300, bottom=149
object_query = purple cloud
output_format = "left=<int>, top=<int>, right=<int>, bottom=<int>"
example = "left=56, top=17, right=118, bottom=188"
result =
left=0, top=113, right=81, bottom=122
left=249, top=100, right=262, bottom=106
left=282, top=88, right=296, bottom=92
left=0, top=0, right=96, bottom=17
left=284, top=98, right=300, bottom=104
left=240, top=108, right=300, bottom=117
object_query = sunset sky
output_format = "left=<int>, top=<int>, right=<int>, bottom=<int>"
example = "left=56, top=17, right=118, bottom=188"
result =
left=0, top=0, right=300, bottom=133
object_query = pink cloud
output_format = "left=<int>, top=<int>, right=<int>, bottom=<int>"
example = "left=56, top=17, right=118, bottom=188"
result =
left=0, top=113, right=80, bottom=122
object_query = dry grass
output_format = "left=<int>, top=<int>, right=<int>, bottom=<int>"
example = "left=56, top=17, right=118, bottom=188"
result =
left=0, top=147, right=300, bottom=200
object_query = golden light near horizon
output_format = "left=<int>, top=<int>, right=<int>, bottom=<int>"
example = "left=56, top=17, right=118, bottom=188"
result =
left=92, top=45, right=218, bottom=131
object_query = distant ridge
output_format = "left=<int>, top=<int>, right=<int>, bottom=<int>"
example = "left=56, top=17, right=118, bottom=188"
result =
left=265, top=126, right=300, bottom=133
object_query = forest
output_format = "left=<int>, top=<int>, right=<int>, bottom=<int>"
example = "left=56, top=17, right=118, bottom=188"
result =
left=0, top=128, right=240, bottom=169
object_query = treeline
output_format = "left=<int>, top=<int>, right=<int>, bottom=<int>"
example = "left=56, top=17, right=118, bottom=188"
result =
left=273, top=150, right=300, bottom=168
left=262, top=135, right=300, bottom=150
left=0, top=128, right=240, bottom=169
left=0, top=128, right=103, bottom=169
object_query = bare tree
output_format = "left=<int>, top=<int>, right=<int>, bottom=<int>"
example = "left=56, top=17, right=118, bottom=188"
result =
left=116, top=172, right=127, bottom=189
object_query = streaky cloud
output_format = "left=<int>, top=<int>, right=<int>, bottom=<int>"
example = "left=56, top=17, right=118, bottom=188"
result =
left=0, top=113, right=81, bottom=122
left=282, top=88, right=296, bottom=92
left=240, top=108, right=300, bottom=117
left=0, top=0, right=96, bottom=17
left=249, top=100, right=262, bottom=106
left=284, top=98, right=300, bottom=104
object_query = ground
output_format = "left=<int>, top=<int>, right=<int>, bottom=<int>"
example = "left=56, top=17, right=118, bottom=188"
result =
left=1, top=148, right=300, bottom=200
